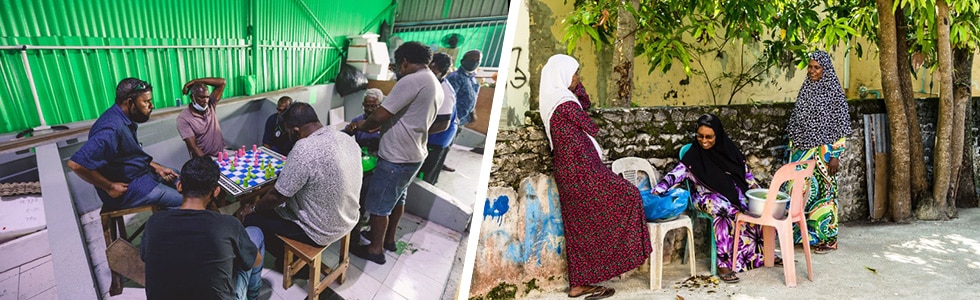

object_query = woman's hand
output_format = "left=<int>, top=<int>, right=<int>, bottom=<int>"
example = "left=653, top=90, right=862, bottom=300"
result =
left=828, top=157, right=840, bottom=176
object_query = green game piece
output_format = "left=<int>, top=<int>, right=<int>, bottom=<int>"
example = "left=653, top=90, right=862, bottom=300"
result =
left=230, top=164, right=235, bottom=172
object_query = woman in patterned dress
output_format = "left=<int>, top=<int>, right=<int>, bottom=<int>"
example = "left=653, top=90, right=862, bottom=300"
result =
left=540, top=54, right=651, bottom=299
left=786, top=50, right=852, bottom=253
left=653, top=113, right=772, bottom=283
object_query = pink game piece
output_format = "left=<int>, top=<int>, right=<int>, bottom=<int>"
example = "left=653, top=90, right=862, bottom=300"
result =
left=252, top=144, right=257, bottom=152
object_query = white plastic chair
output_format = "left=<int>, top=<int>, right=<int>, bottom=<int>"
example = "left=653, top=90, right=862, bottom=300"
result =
left=611, top=157, right=696, bottom=290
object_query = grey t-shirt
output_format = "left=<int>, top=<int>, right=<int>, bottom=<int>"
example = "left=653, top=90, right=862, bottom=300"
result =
left=274, top=126, right=362, bottom=246
left=379, top=70, right=443, bottom=163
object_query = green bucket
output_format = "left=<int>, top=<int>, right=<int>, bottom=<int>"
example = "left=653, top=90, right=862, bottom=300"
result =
left=361, top=147, right=377, bottom=172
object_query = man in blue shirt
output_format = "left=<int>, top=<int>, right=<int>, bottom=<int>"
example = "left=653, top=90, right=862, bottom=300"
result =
left=420, top=52, right=456, bottom=184
left=342, top=88, right=384, bottom=153
left=67, top=78, right=182, bottom=211
left=445, top=50, right=482, bottom=128
left=444, top=50, right=483, bottom=170
left=262, top=96, right=296, bottom=155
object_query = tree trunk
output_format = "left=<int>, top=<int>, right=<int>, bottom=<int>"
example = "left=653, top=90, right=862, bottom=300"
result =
left=876, top=0, right=912, bottom=222
left=895, top=7, right=930, bottom=204
left=609, top=0, right=638, bottom=107
left=919, top=0, right=953, bottom=220
left=953, top=48, right=976, bottom=209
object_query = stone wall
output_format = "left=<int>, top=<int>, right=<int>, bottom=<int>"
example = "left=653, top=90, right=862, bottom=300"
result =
left=477, top=99, right=979, bottom=299
left=494, top=100, right=888, bottom=222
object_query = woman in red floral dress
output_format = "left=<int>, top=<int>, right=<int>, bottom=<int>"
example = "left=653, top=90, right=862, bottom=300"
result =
left=540, top=54, right=651, bottom=299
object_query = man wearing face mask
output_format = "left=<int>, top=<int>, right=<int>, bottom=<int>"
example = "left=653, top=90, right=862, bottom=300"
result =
left=262, top=96, right=296, bottom=155
left=446, top=50, right=482, bottom=128
left=177, top=77, right=227, bottom=157
left=444, top=50, right=482, bottom=170
left=68, top=78, right=183, bottom=210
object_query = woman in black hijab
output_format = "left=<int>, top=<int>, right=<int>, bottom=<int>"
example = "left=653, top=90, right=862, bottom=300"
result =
left=653, top=114, right=770, bottom=283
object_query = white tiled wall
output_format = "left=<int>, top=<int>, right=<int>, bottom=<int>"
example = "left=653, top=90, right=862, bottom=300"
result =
left=0, top=230, right=55, bottom=300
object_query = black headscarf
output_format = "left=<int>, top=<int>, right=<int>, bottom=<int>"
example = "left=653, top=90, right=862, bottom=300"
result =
left=681, top=114, right=750, bottom=204
left=787, top=50, right=853, bottom=149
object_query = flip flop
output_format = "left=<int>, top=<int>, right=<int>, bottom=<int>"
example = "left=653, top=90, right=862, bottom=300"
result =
left=774, top=256, right=784, bottom=266
left=719, top=271, right=740, bottom=284
left=813, top=245, right=835, bottom=254
left=568, top=286, right=615, bottom=300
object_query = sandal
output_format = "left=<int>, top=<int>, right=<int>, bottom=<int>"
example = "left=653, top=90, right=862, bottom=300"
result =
left=774, top=256, right=784, bottom=266
left=813, top=245, right=835, bottom=254
left=719, top=271, right=740, bottom=284
left=568, top=285, right=615, bottom=300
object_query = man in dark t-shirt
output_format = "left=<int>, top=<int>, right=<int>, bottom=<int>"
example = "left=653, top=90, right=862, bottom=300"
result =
left=262, top=96, right=296, bottom=155
left=141, top=157, right=264, bottom=300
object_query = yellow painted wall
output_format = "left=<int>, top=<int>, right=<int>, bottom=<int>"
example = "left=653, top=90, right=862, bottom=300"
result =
left=540, top=0, right=602, bottom=102
left=536, top=0, right=980, bottom=108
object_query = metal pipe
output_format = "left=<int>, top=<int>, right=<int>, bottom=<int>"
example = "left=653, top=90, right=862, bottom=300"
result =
left=0, top=44, right=248, bottom=50
left=393, top=15, right=507, bottom=27
left=21, top=50, right=47, bottom=128
left=257, top=44, right=334, bottom=50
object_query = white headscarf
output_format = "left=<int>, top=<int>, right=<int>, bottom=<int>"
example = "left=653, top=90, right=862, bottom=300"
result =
left=539, top=54, right=581, bottom=149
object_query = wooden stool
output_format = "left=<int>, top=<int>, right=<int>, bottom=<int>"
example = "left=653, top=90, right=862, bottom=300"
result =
left=100, top=205, right=156, bottom=295
left=279, top=234, right=350, bottom=300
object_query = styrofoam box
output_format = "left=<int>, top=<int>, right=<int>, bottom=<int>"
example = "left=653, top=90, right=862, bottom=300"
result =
left=348, top=33, right=380, bottom=46
left=0, top=194, right=46, bottom=243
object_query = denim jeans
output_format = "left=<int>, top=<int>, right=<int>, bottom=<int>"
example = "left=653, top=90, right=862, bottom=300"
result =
left=235, top=226, right=265, bottom=300
left=364, top=159, right=422, bottom=216
left=126, top=181, right=183, bottom=209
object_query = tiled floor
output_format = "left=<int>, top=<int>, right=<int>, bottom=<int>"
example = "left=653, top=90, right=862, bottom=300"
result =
left=111, top=145, right=484, bottom=300
left=432, top=144, right=484, bottom=210
left=112, top=214, right=464, bottom=300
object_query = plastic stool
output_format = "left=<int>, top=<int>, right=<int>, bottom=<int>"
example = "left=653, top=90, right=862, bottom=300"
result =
left=649, top=215, right=696, bottom=290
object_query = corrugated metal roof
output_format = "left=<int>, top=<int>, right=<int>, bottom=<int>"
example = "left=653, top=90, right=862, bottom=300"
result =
left=395, top=0, right=509, bottom=22
left=0, top=0, right=395, bottom=134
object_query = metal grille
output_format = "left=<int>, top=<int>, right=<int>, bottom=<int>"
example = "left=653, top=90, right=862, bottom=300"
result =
left=396, top=0, right=510, bottom=22
left=392, top=18, right=507, bottom=68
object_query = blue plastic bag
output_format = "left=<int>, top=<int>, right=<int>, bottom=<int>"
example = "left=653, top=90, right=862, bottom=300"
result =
left=637, top=180, right=690, bottom=221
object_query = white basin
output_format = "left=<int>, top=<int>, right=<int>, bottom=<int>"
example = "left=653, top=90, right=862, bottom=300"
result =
left=745, top=188, right=789, bottom=218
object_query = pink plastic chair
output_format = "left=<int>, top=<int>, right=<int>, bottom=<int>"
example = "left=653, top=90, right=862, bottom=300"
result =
left=731, top=160, right=816, bottom=287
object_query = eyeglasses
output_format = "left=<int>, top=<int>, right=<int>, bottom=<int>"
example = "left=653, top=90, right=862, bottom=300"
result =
left=127, top=81, right=152, bottom=101
left=133, top=81, right=151, bottom=92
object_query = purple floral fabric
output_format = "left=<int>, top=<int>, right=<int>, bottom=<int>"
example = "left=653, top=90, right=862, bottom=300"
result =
left=655, top=162, right=766, bottom=272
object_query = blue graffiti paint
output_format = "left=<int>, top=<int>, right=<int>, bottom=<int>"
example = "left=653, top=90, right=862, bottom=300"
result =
left=503, top=181, right=565, bottom=266
left=483, top=195, right=510, bottom=224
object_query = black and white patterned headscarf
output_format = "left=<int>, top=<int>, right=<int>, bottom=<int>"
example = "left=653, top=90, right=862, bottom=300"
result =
left=786, top=51, right=852, bottom=150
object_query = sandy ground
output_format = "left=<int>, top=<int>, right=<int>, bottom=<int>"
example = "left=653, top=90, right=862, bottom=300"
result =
left=522, top=208, right=980, bottom=300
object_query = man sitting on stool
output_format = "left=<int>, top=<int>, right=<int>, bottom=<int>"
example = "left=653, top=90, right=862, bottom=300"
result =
left=177, top=77, right=227, bottom=157
left=240, top=102, right=361, bottom=271
left=262, top=96, right=296, bottom=155
left=141, top=157, right=263, bottom=300
left=68, top=78, right=181, bottom=211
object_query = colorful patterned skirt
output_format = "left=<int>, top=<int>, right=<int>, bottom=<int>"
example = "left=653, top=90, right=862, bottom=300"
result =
left=788, top=139, right=844, bottom=249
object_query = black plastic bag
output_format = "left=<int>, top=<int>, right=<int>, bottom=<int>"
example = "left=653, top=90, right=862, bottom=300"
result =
left=336, top=64, right=368, bottom=97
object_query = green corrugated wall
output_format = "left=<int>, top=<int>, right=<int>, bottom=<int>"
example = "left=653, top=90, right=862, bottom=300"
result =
left=393, top=21, right=506, bottom=68
left=0, top=0, right=395, bottom=134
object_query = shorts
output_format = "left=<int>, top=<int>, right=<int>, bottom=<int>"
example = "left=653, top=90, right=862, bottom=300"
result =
left=364, top=158, right=422, bottom=216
